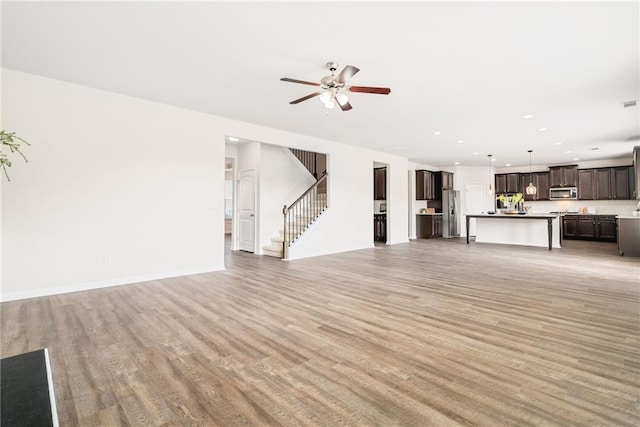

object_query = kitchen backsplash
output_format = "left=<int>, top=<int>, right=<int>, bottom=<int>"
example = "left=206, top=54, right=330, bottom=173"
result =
left=527, top=199, right=638, bottom=215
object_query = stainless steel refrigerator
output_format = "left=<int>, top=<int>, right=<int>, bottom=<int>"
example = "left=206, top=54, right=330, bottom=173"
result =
left=442, top=190, right=459, bottom=238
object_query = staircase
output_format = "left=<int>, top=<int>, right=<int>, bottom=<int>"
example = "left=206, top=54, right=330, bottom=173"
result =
left=262, top=148, right=329, bottom=259
left=262, top=192, right=328, bottom=258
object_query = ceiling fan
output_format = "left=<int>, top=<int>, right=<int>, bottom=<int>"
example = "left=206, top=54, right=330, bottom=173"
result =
left=280, top=62, right=391, bottom=111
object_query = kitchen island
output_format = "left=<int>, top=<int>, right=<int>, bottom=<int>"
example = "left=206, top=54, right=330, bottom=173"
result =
left=466, top=213, right=561, bottom=250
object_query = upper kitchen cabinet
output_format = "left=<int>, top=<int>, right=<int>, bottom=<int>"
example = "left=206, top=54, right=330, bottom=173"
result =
left=595, top=166, right=633, bottom=200
left=374, top=167, right=387, bottom=200
left=549, top=165, right=578, bottom=188
left=495, top=174, right=507, bottom=194
left=440, top=172, right=454, bottom=190
left=522, top=172, right=550, bottom=201
left=416, top=170, right=435, bottom=200
left=578, top=169, right=596, bottom=200
left=579, top=166, right=633, bottom=200
left=495, top=173, right=521, bottom=193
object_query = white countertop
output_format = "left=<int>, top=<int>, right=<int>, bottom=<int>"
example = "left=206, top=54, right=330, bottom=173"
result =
left=417, top=212, right=443, bottom=215
left=616, top=215, right=640, bottom=219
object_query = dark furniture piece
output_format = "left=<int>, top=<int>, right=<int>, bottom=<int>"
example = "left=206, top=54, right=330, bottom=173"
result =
left=416, top=214, right=443, bottom=238
left=549, top=165, right=578, bottom=188
left=374, top=167, right=387, bottom=200
left=374, top=213, right=386, bottom=242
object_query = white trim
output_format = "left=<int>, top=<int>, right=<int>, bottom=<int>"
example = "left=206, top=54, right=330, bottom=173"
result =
left=0, top=265, right=225, bottom=302
left=43, top=348, right=60, bottom=427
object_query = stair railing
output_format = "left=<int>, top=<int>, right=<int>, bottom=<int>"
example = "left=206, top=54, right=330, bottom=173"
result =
left=282, top=172, right=328, bottom=259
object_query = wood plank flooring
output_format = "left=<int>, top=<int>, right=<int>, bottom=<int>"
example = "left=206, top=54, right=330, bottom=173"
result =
left=1, top=238, right=639, bottom=426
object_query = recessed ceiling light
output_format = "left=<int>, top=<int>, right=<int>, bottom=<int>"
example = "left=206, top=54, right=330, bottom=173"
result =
left=522, top=114, right=534, bottom=119
left=538, top=127, right=548, bottom=132
left=505, top=163, right=511, bottom=167
left=433, top=131, right=442, bottom=135
left=228, top=136, right=239, bottom=142
left=457, top=140, right=464, bottom=144
left=554, top=142, right=562, bottom=145
left=565, top=150, right=571, bottom=154
left=573, top=157, right=580, bottom=161
left=473, top=152, right=479, bottom=155
left=454, top=161, right=460, bottom=165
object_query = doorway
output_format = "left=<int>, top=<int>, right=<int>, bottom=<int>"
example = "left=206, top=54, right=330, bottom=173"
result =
left=373, top=162, right=389, bottom=244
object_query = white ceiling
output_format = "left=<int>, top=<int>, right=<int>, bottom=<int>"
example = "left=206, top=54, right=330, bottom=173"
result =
left=2, top=1, right=639, bottom=167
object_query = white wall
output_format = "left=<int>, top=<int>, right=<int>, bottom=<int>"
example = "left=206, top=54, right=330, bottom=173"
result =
left=289, top=145, right=409, bottom=259
left=2, top=70, right=410, bottom=300
left=2, top=69, right=225, bottom=301
left=259, top=145, right=314, bottom=253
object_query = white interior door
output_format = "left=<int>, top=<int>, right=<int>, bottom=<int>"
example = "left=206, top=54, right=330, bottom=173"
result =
left=465, top=183, right=485, bottom=236
left=238, top=169, right=256, bottom=252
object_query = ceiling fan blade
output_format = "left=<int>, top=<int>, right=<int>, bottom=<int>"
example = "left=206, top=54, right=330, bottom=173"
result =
left=280, top=77, right=320, bottom=86
left=290, top=92, right=322, bottom=104
left=335, top=65, right=360, bottom=84
left=337, top=97, right=352, bottom=111
left=349, top=86, right=391, bottom=95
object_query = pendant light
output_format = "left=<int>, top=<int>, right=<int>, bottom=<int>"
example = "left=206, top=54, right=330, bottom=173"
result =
left=487, top=154, right=493, bottom=194
left=526, top=149, right=537, bottom=195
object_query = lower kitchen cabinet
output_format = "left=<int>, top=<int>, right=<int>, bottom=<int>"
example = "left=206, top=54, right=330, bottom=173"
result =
left=562, top=216, right=578, bottom=238
left=577, top=216, right=597, bottom=239
left=416, top=214, right=442, bottom=239
left=374, top=214, right=386, bottom=242
left=563, top=215, right=617, bottom=242
left=596, top=216, right=617, bottom=241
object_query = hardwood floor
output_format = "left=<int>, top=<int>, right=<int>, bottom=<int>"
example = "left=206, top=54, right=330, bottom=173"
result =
left=1, top=238, right=639, bottom=426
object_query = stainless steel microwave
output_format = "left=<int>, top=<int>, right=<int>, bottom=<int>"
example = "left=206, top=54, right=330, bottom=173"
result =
left=549, top=187, right=578, bottom=200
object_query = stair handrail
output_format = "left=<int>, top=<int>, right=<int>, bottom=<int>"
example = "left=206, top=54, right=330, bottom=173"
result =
left=282, top=172, right=328, bottom=259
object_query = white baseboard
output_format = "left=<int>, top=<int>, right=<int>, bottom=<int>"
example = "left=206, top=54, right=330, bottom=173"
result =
left=0, top=265, right=226, bottom=302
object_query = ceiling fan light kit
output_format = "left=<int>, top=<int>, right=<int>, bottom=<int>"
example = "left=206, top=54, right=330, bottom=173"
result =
left=280, top=61, right=391, bottom=112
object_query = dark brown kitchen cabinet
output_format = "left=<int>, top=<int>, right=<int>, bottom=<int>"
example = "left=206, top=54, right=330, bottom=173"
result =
left=578, top=169, right=596, bottom=200
left=549, top=165, right=578, bottom=188
left=613, top=167, right=632, bottom=199
left=416, top=215, right=442, bottom=238
left=563, top=215, right=617, bottom=242
left=374, top=214, right=386, bottom=242
left=495, top=174, right=507, bottom=194
left=597, top=216, right=617, bottom=241
left=495, top=173, right=521, bottom=194
left=563, top=216, right=578, bottom=238
left=594, top=167, right=632, bottom=200
left=416, top=170, right=435, bottom=200
left=374, top=167, right=387, bottom=200
left=577, top=216, right=597, bottom=239
left=441, top=172, right=454, bottom=190
left=522, top=172, right=550, bottom=201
